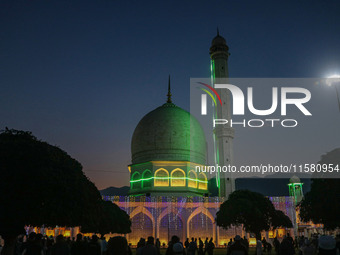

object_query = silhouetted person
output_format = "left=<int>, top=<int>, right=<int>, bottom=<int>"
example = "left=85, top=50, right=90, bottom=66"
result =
left=106, top=236, right=130, bottom=255
left=22, top=232, right=44, bottom=255
left=100, top=236, right=107, bottom=255
left=198, top=238, right=204, bottom=255
left=155, top=238, right=161, bottom=255
left=262, top=237, right=267, bottom=252
left=166, top=235, right=184, bottom=255
left=173, top=242, right=185, bottom=255
left=137, top=238, right=146, bottom=255
left=141, top=236, right=157, bottom=255
left=185, top=238, right=190, bottom=253
left=88, top=235, right=100, bottom=255
left=227, top=235, right=248, bottom=255
left=204, top=238, right=209, bottom=255
left=50, top=235, right=70, bottom=255
left=242, top=236, right=249, bottom=251
left=206, top=238, right=214, bottom=255
left=300, top=239, right=315, bottom=255
left=227, top=238, right=233, bottom=248
left=279, top=235, right=295, bottom=255
left=273, top=237, right=280, bottom=254
left=318, top=235, right=336, bottom=255
left=187, top=237, right=197, bottom=255
left=71, top=233, right=88, bottom=255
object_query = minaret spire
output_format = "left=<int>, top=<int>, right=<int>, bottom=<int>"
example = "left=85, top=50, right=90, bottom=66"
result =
left=217, top=27, right=219, bottom=36
left=167, top=75, right=172, bottom=103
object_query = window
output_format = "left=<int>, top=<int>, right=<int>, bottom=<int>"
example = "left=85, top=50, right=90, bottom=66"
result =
left=142, top=170, right=153, bottom=188
left=154, top=169, right=169, bottom=186
left=131, top=172, right=141, bottom=189
left=198, top=172, right=207, bottom=190
left=171, top=169, right=185, bottom=187
left=188, top=170, right=198, bottom=188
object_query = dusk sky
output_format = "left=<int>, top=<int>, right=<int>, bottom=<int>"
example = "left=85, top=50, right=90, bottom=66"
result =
left=1, top=0, right=340, bottom=189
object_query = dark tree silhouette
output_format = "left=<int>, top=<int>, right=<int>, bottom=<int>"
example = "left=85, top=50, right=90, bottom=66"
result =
left=81, top=200, right=131, bottom=236
left=0, top=129, right=130, bottom=255
left=299, top=149, right=340, bottom=230
left=216, top=190, right=292, bottom=239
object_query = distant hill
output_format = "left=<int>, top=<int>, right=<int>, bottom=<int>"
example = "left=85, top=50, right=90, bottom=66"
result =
left=100, top=186, right=129, bottom=196
left=100, top=178, right=311, bottom=197
left=235, top=178, right=311, bottom=197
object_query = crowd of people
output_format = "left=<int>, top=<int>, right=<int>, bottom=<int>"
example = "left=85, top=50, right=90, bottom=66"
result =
left=12, top=232, right=108, bottom=255
left=2, top=232, right=340, bottom=255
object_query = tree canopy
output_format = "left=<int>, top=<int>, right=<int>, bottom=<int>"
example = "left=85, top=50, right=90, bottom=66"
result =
left=0, top=129, right=130, bottom=254
left=299, top=148, right=340, bottom=230
left=216, top=190, right=292, bottom=239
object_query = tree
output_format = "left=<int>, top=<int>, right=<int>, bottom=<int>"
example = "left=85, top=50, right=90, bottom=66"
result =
left=81, top=200, right=131, bottom=236
left=0, top=129, right=131, bottom=255
left=216, top=190, right=292, bottom=239
left=299, top=148, right=340, bottom=230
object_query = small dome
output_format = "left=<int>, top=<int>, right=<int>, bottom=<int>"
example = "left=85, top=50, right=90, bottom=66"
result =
left=289, top=175, right=301, bottom=183
left=211, top=34, right=226, bottom=46
left=209, top=31, right=229, bottom=55
left=131, top=103, right=207, bottom=165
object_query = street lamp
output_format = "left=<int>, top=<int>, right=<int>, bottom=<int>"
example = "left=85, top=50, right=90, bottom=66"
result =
left=326, top=74, right=340, bottom=112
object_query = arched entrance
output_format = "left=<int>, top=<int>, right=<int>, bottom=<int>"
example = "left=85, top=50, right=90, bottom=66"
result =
left=158, top=212, right=184, bottom=245
left=187, top=207, right=215, bottom=241
left=129, top=208, right=154, bottom=245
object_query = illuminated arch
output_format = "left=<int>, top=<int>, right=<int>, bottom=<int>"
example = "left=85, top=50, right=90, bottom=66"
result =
left=187, top=206, right=215, bottom=240
left=142, top=169, right=153, bottom=189
left=198, top=172, right=208, bottom=190
left=154, top=168, right=169, bottom=186
left=131, top=172, right=141, bottom=189
left=171, top=168, right=186, bottom=187
left=157, top=207, right=185, bottom=243
left=188, top=170, right=198, bottom=188
left=130, top=206, right=155, bottom=237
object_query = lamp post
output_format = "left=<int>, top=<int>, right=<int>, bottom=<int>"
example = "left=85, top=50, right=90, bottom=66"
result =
left=326, top=74, right=340, bottom=112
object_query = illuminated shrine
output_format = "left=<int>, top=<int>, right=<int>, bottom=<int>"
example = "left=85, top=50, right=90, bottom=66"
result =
left=106, top=32, right=298, bottom=246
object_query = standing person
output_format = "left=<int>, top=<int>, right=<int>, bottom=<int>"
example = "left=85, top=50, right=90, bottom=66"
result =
left=227, top=235, right=248, bottom=255
left=141, top=236, right=158, bottom=255
left=242, top=236, right=249, bottom=252
left=166, top=235, right=185, bottom=255
left=198, top=238, right=204, bottom=255
left=100, top=236, right=107, bottom=255
left=173, top=243, right=185, bottom=255
left=273, top=237, right=280, bottom=255
left=187, top=238, right=197, bottom=255
left=262, top=238, right=267, bottom=253
left=50, top=235, right=70, bottom=255
left=279, top=236, right=295, bottom=255
left=88, top=235, right=101, bottom=255
left=184, top=238, right=190, bottom=253
left=71, top=233, right=88, bottom=255
left=204, top=238, right=209, bottom=255
left=267, top=242, right=272, bottom=255
left=106, top=236, right=130, bottom=255
left=155, top=238, right=161, bottom=255
left=206, top=238, right=214, bottom=255
left=318, top=235, right=336, bottom=255
left=137, top=238, right=146, bottom=255
left=256, top=239, right=262, bottom=255
left=22, top=232, right=44, bottom=255
left=300, top=239, right=315, bottom=255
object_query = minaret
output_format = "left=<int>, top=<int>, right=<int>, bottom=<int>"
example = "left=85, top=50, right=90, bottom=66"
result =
left=209, top=29, right=235, bottom=198
left=288, top=176, right=304, bottom=204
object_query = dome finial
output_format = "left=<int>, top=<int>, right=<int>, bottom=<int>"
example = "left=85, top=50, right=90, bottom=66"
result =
left=167, top=75, right=172, bottom=103
left=217, top=27, right=219, bottom=36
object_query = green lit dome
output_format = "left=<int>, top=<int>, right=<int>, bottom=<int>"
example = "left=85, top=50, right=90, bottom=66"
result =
left=131, top=102, right=207, bottom=165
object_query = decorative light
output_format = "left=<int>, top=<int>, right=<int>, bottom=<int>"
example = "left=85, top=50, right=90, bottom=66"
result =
left=130, top=176, right=208, bottom=184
